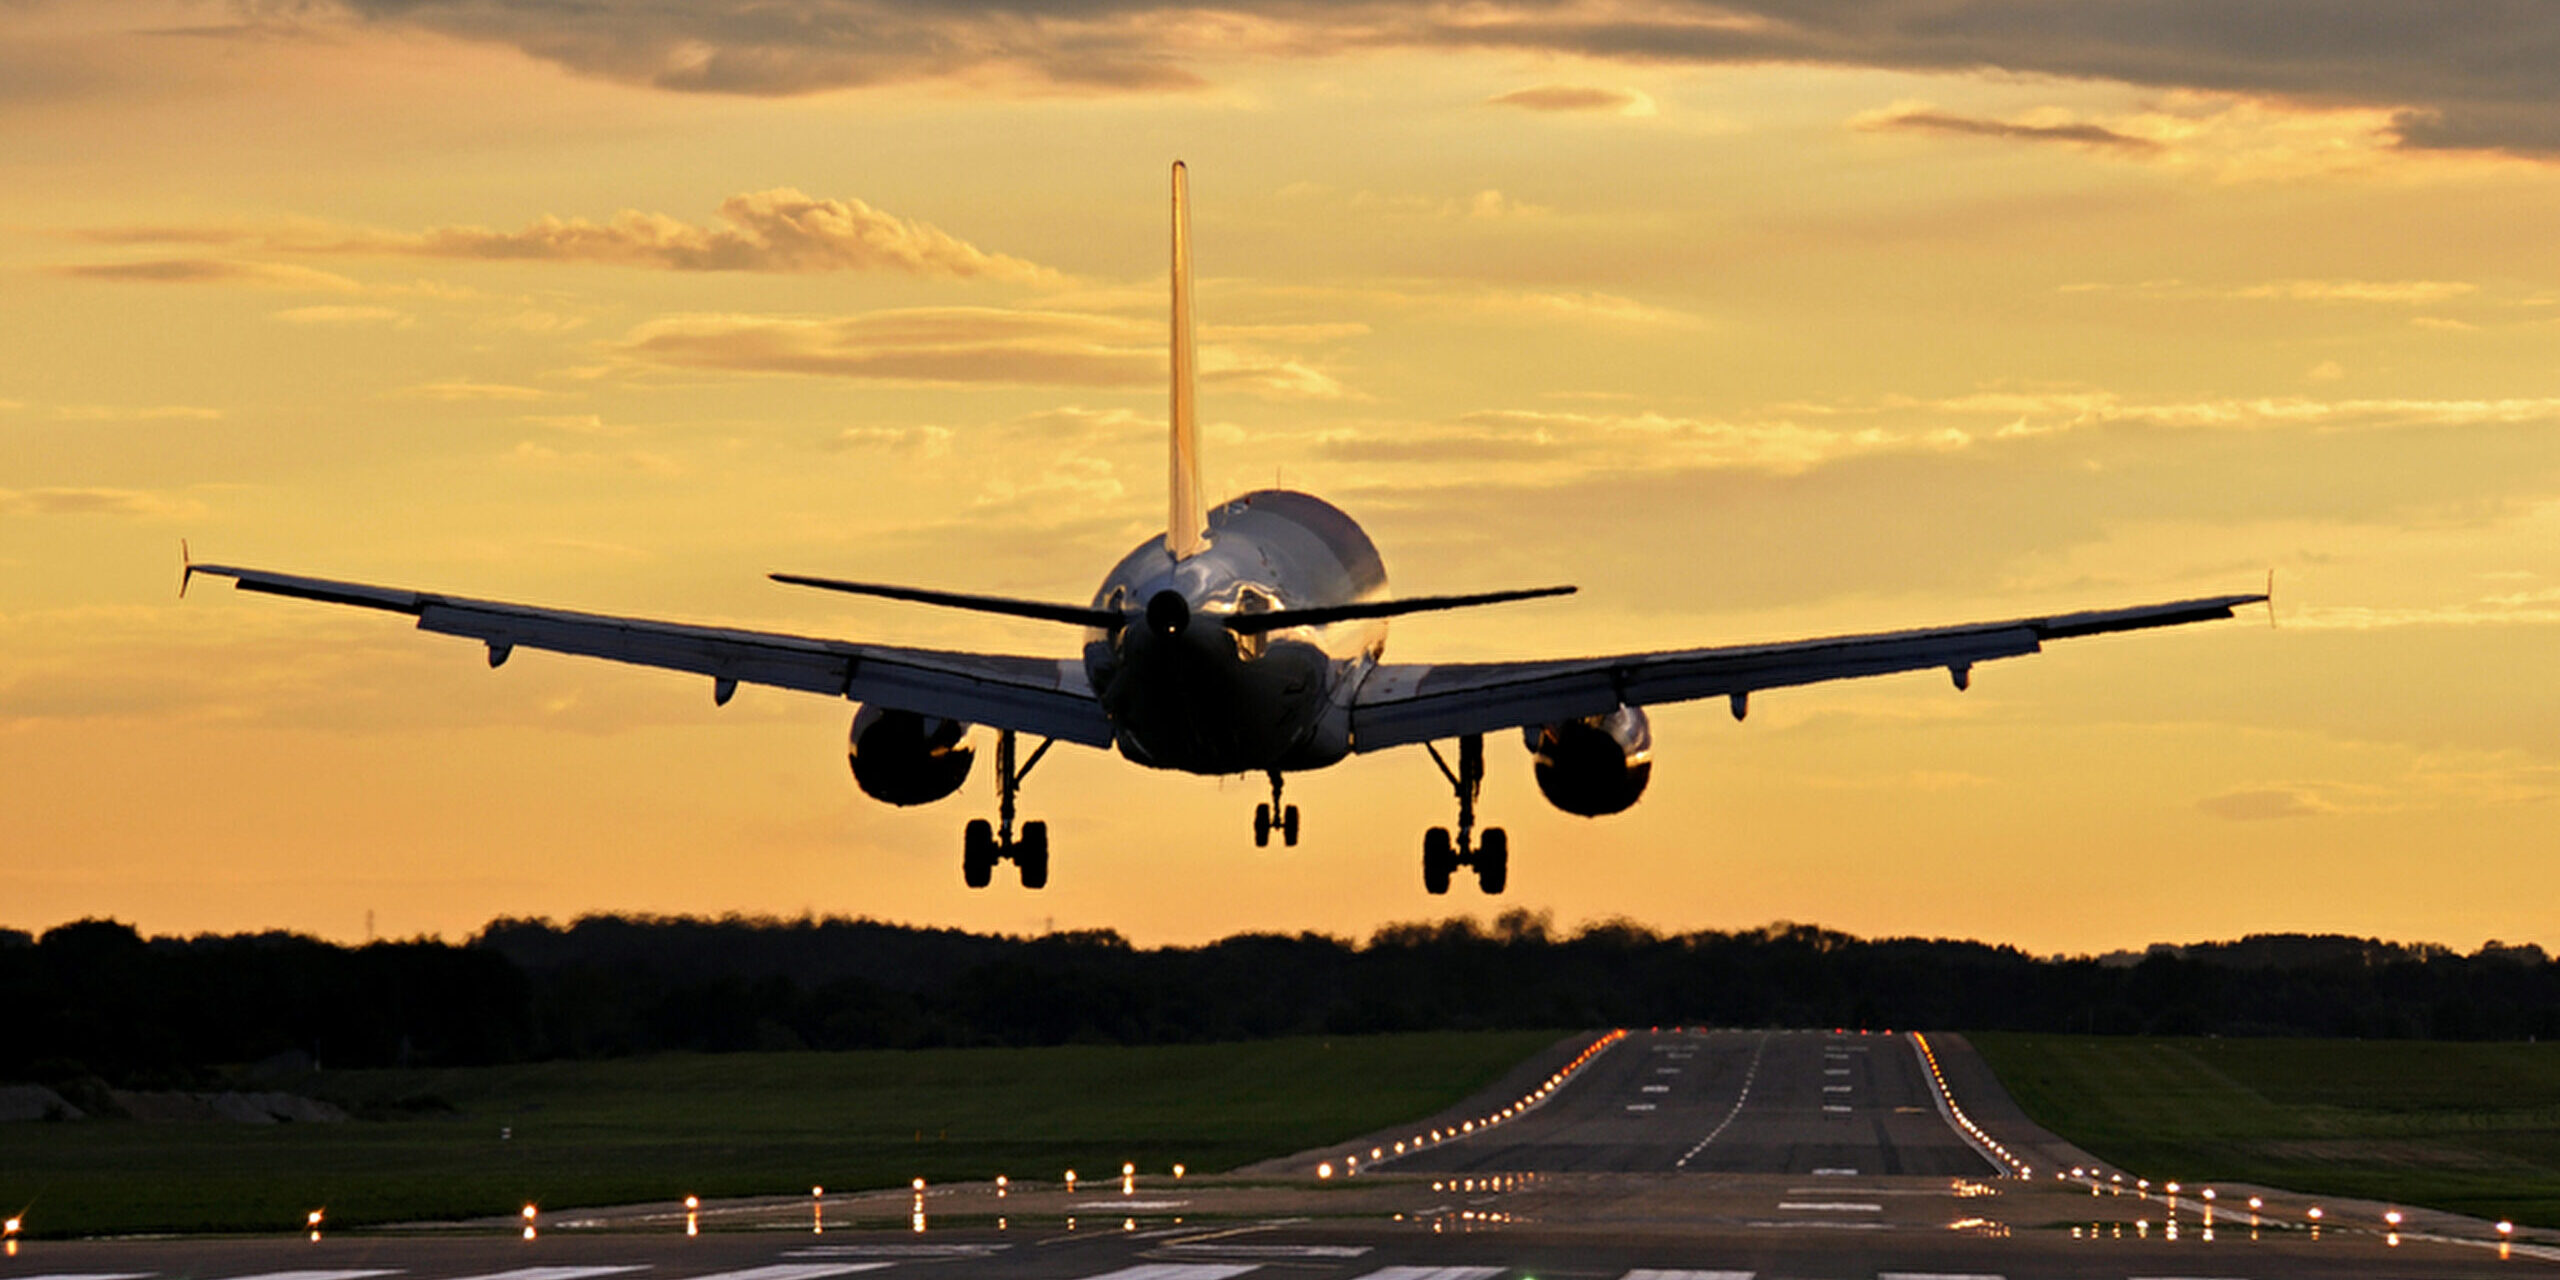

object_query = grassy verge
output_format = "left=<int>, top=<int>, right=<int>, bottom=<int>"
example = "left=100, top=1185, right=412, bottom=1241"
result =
left=0, top=1030, right=1561, bottom=1237
left=1972, top=1033, right=2560, bottom=1227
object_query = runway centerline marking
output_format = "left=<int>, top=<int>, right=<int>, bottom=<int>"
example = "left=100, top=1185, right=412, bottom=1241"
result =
left=1164, top=1245, right=1367, bottom=1259
left=1675, top=1031, right=1771, bottom=1168
left=1806, top=1168, right=1860, bottom=1177
left=1620, top=1272, right=1755, bottom=1280
left=782, top=1246, right=1006, bottom=1259
left=1823, top=1104, right=1853, bottom=1112
left=1823, top=1085, right=1851, bottom=1093
left=1346, top=1268, right=1502, bottom=1280
left=4, top=1274, right=158, bottom=1280
left=1642, top=1085, right=1670, bottom=1093
left=1775, top=1202, right=1883, bottom=1212
left=1877, top=1273, right=2006, bottom=1280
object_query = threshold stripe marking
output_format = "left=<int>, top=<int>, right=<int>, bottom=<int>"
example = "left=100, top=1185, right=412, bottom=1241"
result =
left=1879, top=1274, right=2005, bottom=1280
left=1622, top=1272, right=1755, bottom=1280
left=782, top=1246, right=1004, bottom=1259
left=10, top=1275, right=158, bottom=1280
left=1350, top=1269, right=1503, bottom=1280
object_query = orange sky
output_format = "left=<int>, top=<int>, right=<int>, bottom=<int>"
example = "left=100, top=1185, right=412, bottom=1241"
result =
left=6, top=1, right=2558, bottom=954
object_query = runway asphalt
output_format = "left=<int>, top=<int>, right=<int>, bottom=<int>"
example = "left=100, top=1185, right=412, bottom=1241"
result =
left=6, top=1029, right=2552, bottom=1279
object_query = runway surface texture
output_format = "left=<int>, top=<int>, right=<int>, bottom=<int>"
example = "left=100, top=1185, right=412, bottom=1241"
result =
left=8, top=1030, right=2552, bottom=1280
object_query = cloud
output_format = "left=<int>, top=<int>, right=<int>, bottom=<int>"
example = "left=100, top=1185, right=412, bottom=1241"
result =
left=391, top=381, right=554, bottom=402
left=618, top=308, right=1158, bottom=387
left=272, top=304, right=411, bottom=326
left=307, top=1, right=2560, bottom=155
left=324, top=188, right=1056, bottom=280
left=2198, top=787, right=2335, bottom=820
left=616, top=306, right=1354, bottom=396
left=52, top=404, right=224, bottom=422
left=1489, top=84, right=1657, bottom=116
left=0, top=487, right=203, bottom=518
left=51, top=258, right=361, bottom=292
left=2288, top=588, right=2560, bottom=630
left=1855, top=105, right=2162, bottom=152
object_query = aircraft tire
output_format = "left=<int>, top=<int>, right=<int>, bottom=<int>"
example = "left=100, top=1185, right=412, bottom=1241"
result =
left=1282, top=805, right=1299, bottom=847
left=963, top=819, right=997, bottom=889
left=1018, top=820, right=1051, bottom=890
left=1476, top=827, right=1508, bottom=895
left=1254, top=803, right=1272, bottom=848
left=1422, top=827, right=1454, bottom=895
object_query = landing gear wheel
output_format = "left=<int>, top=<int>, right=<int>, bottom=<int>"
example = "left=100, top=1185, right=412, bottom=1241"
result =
left=1476, top=827, right=1508, bottom=895
left=962, top=819, right=997, bottom=889
left=1254, top=803, right=1273, bottom=848
left=1281, top=804, right=1300, bottom=847
left=1422, top=827, right=1455, bottom=895
left=1017, top=820, right=1050, bottom=889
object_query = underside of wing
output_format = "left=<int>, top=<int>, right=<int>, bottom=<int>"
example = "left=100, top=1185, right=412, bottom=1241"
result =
left=1350, top=592, right=2265, bottom=751
left=190, top=564, right=1115, bottom=747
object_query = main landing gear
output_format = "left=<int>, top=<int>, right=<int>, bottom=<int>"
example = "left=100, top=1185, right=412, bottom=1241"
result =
left=1254, top=769, right=1300, bottom=847
left=964, top=730, right=1053, bottom=890
left=1422, top=733, right=1507, bottom=896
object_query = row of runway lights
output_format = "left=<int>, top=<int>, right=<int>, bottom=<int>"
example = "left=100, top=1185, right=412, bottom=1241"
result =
left=1910, top=1034, right=2526, bottom=1254
left=1314, top=1028, right=1630, bottom=1180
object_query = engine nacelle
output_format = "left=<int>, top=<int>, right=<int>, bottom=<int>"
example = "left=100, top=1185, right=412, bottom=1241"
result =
left=1524, top=705, right=1653, bottom=817
left=848, top=705, right=975, bottom=806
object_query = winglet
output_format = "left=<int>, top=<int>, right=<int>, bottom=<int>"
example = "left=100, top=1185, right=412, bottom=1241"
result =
left=1167, top=160, right=1208, bottom=561
left=2267, top=567, right=2278, bottom=629
left=179, top=539, right=194, bottom=599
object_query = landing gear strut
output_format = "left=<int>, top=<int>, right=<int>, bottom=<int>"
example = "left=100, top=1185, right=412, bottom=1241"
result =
left=1254, top=769, right=1300, bottom=847
left=964, top=730, right=1053, bottom=889
left=1422, top=733, right=1507, bottom=895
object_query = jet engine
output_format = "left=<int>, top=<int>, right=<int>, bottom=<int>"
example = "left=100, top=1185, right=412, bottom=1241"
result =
left=848, top=705, right=975, bottom=806
left=1523, top=705, right=1652, bottom=816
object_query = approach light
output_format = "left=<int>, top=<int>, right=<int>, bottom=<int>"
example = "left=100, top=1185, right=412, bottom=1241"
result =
left=2308, top=1207, right=2324, bottom=1220
left=2500, top=1221, right=2516, bottom=1236
left=685, top=1195, right=699, bottom=1210
left=1317, top=1162, right=1335, bottom=1180
left=2386, top=1210, right=2404, bottom=1226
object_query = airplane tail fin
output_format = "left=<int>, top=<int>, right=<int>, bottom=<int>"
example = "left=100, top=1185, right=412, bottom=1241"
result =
left=1167, top=160, right=1207, bottom=561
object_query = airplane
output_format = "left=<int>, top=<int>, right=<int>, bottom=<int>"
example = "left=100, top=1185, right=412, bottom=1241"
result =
left=188, top=162, right=2267, bottom=896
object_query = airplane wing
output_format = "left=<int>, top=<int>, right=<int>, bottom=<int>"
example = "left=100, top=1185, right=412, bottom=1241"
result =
left=1348, top=593, right=2265, bottom=751
left=187, top=564, right=1117, bottom=747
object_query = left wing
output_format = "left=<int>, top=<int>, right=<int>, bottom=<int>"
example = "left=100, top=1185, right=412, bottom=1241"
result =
left=1349, top=593, right=2265, bottom=751
left=188, top=564, right=1116, bottom=747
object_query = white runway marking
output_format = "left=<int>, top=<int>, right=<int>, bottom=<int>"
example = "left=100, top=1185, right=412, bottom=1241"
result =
left=1626, top=1103, right=1659, bottom=1111
left=677, top=1266, right=887, bottom=1280
left=1743, top=1220, right=1888, bottom=1230
left=1621, top=1271, right=1756, bottom=1280
left=215, top=1271, right=402, bottom=1280
left=1348, top=1268, right=1503, bottom=1280
left=1078, top=1267, right=1260, bottom=1280
left=1825, top=1068, right=1850, bottom=1076
left=445, top=1269, right=646, bottom=1280
left=1823, top=1104, right=1853, bottom=1112
left=1809, top=1167, right=1860, bottom=1176
left=783, top=1246, right=1005, bottom=1259
left=1824, top=1085, right=1852, bottom=1093
left=1642, top=1084, right=1670, bottom=1093
left=1164, top=1245, right=1368, bottom=1258
left=1878, top=1273, right=2005, bottom=1280
left=5, top=1274, right=158, bottom=1280
left=1776, top=1202, right=1882, bottom=1212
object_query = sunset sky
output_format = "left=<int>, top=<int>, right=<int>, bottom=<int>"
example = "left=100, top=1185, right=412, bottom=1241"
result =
left=7, top=1, right=2558, bottom=955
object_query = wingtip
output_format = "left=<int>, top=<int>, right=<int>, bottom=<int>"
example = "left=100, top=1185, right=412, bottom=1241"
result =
left=179, top=538, right=193, bottom=599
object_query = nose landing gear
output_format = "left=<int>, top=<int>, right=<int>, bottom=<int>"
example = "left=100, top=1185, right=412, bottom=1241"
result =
left=1422, top=733, right=1507, bottom=895
left=1254, top=769, right=1300, bottom=847
left=963, top=730, right=1052, bottom=889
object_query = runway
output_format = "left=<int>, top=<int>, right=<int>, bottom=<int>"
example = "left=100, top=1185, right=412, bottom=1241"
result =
left=5, top=1029, right=2550, bottom=1280
left=1383, top=1029, right=1995, bottom=1177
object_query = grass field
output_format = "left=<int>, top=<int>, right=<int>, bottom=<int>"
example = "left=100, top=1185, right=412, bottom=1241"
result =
left=0, top=1030, right=1563, bottom=1237
left=1971, top=1033, right=2560, bottom=1227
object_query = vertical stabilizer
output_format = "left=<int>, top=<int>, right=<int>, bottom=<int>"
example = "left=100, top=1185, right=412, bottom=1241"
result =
left=1167, top=161, right=1208, bottom=560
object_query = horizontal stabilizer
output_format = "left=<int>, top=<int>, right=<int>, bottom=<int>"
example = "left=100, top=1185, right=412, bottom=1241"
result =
left=770, top=573, right=1121, bottom=628
left=1225, top=585, right=1576, bottom=635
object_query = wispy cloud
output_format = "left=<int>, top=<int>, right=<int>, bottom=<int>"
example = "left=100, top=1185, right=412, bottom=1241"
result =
left=272, top=304, right=411, bottom=326
left=2198, top=787, right=2335, bottom=820
left=1489, top=84, right=1657, bottom=116
left=0, top=487, right=203, bottom=518
left=391, top=381, right=555, bottom=402
left=616, top=306, right=1354, bottom=397
left=1854, top=105, right=2162, bottom=152
left=52, top=258, right=361, bottom=292
left=73, top=189, right=1056, bottom=282
left=2287, top=588, right=2560, bottom=630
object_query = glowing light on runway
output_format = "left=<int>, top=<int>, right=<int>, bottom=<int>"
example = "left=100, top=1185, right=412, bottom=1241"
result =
left=523, top=1203, right=538, bottom=1240
left=684, top=1194, right=699, bottom=1237
left=1317, top=1162, right=1335, bottom=1179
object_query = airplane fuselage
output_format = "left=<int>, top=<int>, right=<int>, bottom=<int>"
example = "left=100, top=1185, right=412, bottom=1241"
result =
left=1084, top=488, right=1386, bottom=774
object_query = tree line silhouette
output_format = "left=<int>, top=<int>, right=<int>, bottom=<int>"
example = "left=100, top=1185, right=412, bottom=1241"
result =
left=5, top=912, right=2555, bottom=1088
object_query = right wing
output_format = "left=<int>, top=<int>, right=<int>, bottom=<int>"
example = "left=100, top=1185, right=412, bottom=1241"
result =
left=187, top=564, right=1116, bottom=747
left=1349, top=593, right=2265, bottom=751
